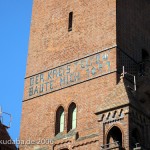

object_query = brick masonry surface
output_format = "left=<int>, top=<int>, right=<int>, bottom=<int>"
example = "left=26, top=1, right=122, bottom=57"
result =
left=20, top=0, right=150, bottom=150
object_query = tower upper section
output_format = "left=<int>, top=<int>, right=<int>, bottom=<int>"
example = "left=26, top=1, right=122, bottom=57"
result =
left=26, top=0, right=116, bottom=77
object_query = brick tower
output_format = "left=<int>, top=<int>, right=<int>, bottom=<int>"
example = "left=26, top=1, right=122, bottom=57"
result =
left=20, top=0, right=150, bottom=150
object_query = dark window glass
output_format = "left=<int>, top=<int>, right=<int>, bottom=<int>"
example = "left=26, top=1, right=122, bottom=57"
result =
left=68, top=12, right=73, bottom=31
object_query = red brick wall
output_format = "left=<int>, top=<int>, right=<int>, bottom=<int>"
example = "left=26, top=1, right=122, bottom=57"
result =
left=26, top=0, right=116, bottom=77
left=20, top=73, right=117, bottom=150
left=20, top=0, right=118, bottom=149
left=20, top=0, right=150, bottom=149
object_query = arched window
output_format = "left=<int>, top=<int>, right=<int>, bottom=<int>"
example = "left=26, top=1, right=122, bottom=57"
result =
left=106, top=126, right=123, bottom=149
left=55, top=106, right=65, bottom=135
left=68, top=103, right=77, bottom=131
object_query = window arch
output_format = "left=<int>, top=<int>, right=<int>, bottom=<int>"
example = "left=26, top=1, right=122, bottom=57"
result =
left=55, top=106, right=65, bottom=135
left=67, top=103, right=77, bottom=131
left=106, top=126, right=123, bottom=149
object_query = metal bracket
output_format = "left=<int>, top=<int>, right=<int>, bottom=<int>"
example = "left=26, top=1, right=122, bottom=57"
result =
left=122, top=66, right=136, bottom=91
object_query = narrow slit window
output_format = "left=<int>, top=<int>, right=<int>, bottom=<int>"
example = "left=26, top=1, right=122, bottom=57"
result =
left=68, top=12, right=73, bottom=31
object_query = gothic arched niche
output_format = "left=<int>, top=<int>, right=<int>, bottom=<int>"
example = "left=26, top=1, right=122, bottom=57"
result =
left=106, top=126, right=123, bottom=149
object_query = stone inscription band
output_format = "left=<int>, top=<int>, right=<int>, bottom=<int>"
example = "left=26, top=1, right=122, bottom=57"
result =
left=24, top=48, right=115, bottom=101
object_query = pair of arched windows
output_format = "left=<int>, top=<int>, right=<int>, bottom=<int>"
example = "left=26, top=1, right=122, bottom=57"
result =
left=55, top=103, right=77, bottom=135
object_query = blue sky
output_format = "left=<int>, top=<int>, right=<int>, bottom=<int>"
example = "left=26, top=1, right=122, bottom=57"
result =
left=0, top=0, right=33, bottom=141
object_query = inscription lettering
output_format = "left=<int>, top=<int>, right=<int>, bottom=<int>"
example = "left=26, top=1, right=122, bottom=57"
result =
left=25, top=50, right=114, bottom=100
